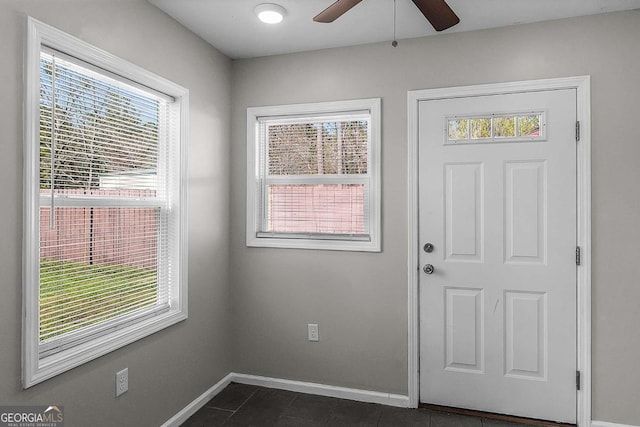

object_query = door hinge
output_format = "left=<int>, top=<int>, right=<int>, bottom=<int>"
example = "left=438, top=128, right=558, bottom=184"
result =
left=576, top=246, right=581, bottom=266
left=576, top=370, right=581, bottom=390
left=576, top=121, right=580, bottom=142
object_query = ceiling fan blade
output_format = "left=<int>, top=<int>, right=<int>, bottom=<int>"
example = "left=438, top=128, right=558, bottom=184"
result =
left=411, top=0, right=460, bottom=31
left=313, top=0, right=363, bottom=23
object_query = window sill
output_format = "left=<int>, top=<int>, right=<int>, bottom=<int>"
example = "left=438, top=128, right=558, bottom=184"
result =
left=246, top=235, right=380, bottom=252
left=24, top=309, right=187, bottom=388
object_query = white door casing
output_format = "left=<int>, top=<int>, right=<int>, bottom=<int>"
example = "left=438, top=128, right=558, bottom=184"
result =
left=418, top=89, right=576, bottom=422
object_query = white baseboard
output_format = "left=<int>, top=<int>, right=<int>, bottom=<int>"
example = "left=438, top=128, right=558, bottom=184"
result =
left=162, top=371, right=410, bottom=425
left=592, top=422, right=640, bottom=427
left=230, top=372, right=410, bottom=408
left=161, top=373, right=233, bottom=427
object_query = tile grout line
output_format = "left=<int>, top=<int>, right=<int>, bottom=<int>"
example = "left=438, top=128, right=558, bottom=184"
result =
left=223, top=387, right=260, bottom=422
left=275, top=391, right=302, bottom=425
left=200, top=384, right=261, bottom=425
left=375, top=404, right=386, bottom=426
left=205, top=407, right=235, bottom=414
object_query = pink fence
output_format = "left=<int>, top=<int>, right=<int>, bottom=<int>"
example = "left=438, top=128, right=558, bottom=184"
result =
left=39, top=189, right=158, bottom=269
left=40, top=184, right=365, bottom=268
left=268, top=184, right=365, bottom=234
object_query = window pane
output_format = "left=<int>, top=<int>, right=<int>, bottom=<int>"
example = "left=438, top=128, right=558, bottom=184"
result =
left=40, top=54, right=160, bottom=196
left=448, top=119, right=469, bottom=140
left=494, top=116, right=516, bottom=138
left=518, top=114, right=541, bottom=137
left=470, top=118, right=491, bottom=139
left=39, top=207, right=160, bottom=342
left=268, top=120, right=368, bottom=175
left=266, top=184, right=365, bottom=234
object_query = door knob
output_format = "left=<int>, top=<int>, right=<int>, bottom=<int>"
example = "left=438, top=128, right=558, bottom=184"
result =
left=423, top=264, right=435, bottom=274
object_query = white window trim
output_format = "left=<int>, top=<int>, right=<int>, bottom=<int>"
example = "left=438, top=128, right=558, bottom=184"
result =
left=246, top=98, right=381, bottom=252
left=23, top=17, right=189, bottom=388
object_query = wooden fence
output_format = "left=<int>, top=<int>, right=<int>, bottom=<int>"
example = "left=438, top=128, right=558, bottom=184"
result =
left=267, top=184, right=365, bottom=234
left=39, top=184, right=366, bottom=269
left=39, top=189, right=158, bottom=269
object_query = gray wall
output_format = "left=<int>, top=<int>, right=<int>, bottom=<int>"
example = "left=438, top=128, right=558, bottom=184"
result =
left=230, top=11, right=640, bottom=425
left=1, top=3, right=639, bottom=426
left=0, top=1, right=232, bottom=426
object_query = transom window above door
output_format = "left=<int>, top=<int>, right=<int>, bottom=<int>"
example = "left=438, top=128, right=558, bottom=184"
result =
left=446, top=111, right=546, bottom=144
left=246, top=99, right=381, bottom=252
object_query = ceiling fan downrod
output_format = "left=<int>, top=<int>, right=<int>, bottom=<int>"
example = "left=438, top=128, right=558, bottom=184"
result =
left=392, top=0, right=398, bottom=47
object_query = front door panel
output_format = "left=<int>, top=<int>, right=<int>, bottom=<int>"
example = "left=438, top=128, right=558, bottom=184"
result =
left=418, top=89, right=577, bottom=423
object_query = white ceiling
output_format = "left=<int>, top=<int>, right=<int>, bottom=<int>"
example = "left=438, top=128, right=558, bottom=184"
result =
left=149, top=0, right=640, bottom=59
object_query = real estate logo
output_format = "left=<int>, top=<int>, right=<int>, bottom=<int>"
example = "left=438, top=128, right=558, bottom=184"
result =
left=0, top=405, right=63, bottom=427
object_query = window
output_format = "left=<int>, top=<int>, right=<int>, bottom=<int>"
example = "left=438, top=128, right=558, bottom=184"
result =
left=247, top=99, right=381, bottom=251
left=446, top=112, right=545, bottom=144
left=23, top=18, right=188, bottom=387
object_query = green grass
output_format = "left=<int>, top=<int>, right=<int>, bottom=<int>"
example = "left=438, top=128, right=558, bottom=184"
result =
left=40, top=259, right=158, bottom=342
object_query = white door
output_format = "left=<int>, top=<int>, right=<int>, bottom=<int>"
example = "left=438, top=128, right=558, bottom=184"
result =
left=418, top=89, right=577, bottom=423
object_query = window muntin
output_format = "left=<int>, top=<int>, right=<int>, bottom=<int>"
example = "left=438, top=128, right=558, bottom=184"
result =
left=446, top=112, right=545, bottom=144
left=24, top=18, right=188, bottom=387
left=247, top=99, right=380, bottom=251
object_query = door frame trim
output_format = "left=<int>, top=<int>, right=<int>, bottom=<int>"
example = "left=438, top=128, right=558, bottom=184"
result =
left=407, top=76, right=591, bottom=426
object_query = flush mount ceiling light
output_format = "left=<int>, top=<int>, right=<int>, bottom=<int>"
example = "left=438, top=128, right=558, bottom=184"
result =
left=255, top=3, right=286, bottom=24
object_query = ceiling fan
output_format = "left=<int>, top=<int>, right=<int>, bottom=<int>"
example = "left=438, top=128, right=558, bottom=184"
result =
left=313, top=0, right=460, bottom=32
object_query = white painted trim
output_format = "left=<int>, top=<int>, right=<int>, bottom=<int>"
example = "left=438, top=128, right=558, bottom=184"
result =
left=231, top=373, right=410, bottom=408
left=22, top=17, right=189, bottom=388
left=245, top=98, right=381, bottom=252
left=575, top=76, right=592, bottom=427
left=406, top=76, right=592, bottom=426
left=161, top=373, right=233, bottom=427
left=406, top=86, right=420, bottom=409
left=592, top=422, right=640, bottom=427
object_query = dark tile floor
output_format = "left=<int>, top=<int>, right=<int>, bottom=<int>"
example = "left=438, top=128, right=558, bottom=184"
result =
left=182, top=383, right=531, bottom=427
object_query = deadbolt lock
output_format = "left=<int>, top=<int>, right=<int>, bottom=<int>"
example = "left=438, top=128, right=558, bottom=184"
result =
left=423, top=243, right=434, bottom=253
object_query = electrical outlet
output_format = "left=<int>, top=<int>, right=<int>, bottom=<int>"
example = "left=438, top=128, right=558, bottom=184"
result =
left=116, top=368, right=128, bottom=397
left=308, top=323, right=319, bottom=342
